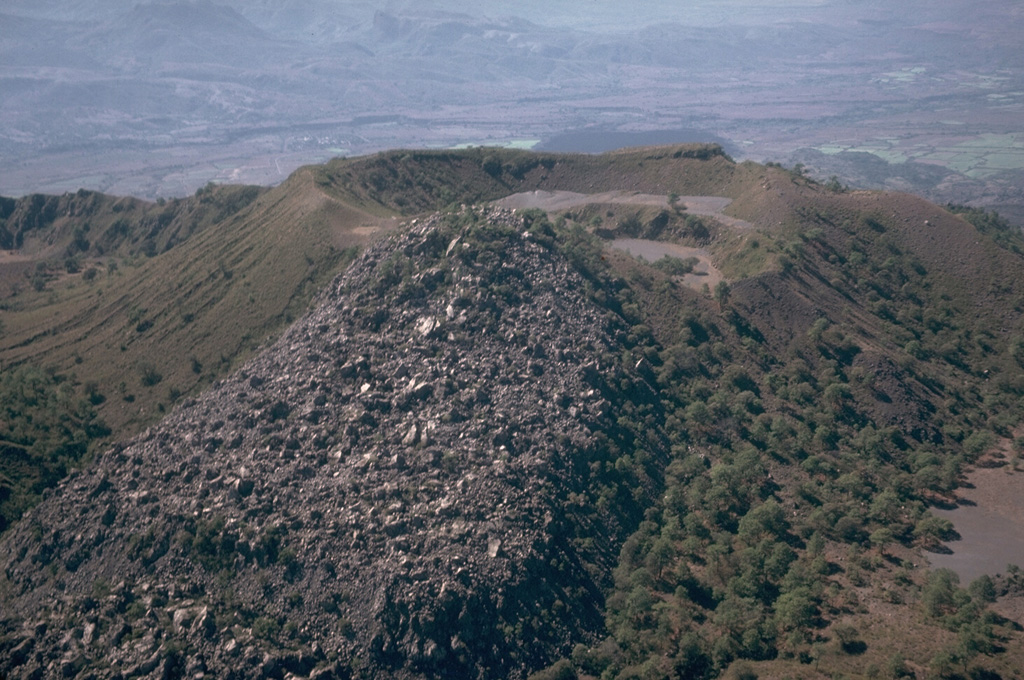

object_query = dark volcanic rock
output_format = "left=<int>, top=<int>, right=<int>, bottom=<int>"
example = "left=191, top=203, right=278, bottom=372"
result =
left=0, top=207, right=666, bottom=679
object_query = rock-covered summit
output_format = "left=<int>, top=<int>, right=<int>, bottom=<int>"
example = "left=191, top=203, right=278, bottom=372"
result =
left=0, top=207, right=666, bottom=679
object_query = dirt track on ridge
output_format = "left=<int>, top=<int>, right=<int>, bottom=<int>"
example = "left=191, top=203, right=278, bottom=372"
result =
left=494, top=190, right=739, bottom=291
left=493, top=190, right=754, bottom=231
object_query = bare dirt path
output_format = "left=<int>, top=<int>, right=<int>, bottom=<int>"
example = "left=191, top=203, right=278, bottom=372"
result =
left=495, top=190, right=738, bottom=291
left=493, top=190, right=754, bottom=230
left=0, top=251, right=32, bottom=264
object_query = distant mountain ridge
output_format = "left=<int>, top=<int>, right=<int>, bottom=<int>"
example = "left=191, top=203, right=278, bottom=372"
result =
left=2, top=0, right=1022, bottom=210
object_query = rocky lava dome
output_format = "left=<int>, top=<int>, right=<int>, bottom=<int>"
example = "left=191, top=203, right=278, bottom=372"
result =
left=0, top=207, right=667, bottom=679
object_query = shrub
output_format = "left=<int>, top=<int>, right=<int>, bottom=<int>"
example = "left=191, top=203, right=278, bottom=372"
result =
left=252, top=616, right=280, bottom=640
left=652, top=256, right=699, bottom=277
left=139, top=363, right=163, bottom=387
left=527, top=659, right=576, bottom=680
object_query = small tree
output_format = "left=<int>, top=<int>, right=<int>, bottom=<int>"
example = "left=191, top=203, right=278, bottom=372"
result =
left=833, top=623, right=864, bottom=654
left=886, top=653, right=909, bottom=679
left=527, top=659, right=576, bottom=680
left=31, top=271, right=47, bottom=292
left=913, top=514, right=955, bottom=550
left=714, top=281, right=731, bottom=304
left=139, top=363, right=163, bottom=387
left=482, top=155, right=502, bottom=177
left=668, top=191, right=684, bottom=213
left=807, top=317, right=830, bottom=342
left=968, top=574, right=996, bottom=603
left=921, top=568, right=959, bottom=618
left=825, top=176, right=846, bottom=193
left=869, top=527, right=895, bottom=557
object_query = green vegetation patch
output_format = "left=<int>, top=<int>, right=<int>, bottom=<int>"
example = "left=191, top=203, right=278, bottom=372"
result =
left=0, top=366, right=110, bottom=532
left=531, top=196, right=1024, bottom=678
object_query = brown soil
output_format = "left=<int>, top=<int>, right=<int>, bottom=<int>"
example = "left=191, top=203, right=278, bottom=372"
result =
left=929, top=465, right=1024, bottom=578
left=929, top=435, right=1024, bottom=622
left=494, top=189, right=748, bottom=292
left=607, top=238, right=723, bottom=291
left=0, top=255, right=34, bottom=297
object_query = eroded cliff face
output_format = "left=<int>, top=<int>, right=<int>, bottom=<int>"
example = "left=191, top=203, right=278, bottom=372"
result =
left=0, top=207, right=666, bottom=679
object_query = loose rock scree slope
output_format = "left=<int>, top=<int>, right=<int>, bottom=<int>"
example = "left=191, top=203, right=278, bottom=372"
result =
left=0, top=208, right=666, bottom=679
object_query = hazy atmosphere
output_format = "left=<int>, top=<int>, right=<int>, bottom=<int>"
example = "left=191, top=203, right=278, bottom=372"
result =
left=2, top=0, right=1022, bottom=219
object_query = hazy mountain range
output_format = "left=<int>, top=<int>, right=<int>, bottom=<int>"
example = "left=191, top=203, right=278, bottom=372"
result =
left=1, top=0, right=1022, bottom=221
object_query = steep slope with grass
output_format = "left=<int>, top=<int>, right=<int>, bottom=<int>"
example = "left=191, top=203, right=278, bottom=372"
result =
left=0, top=171, right=386, bottom=433
left=308, top=145, right=742, bottom=215
left=0, top=169, right=392, bottom=532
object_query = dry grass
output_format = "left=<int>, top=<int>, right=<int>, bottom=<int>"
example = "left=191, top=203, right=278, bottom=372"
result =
left=0, top=171, right=387, bottom=437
